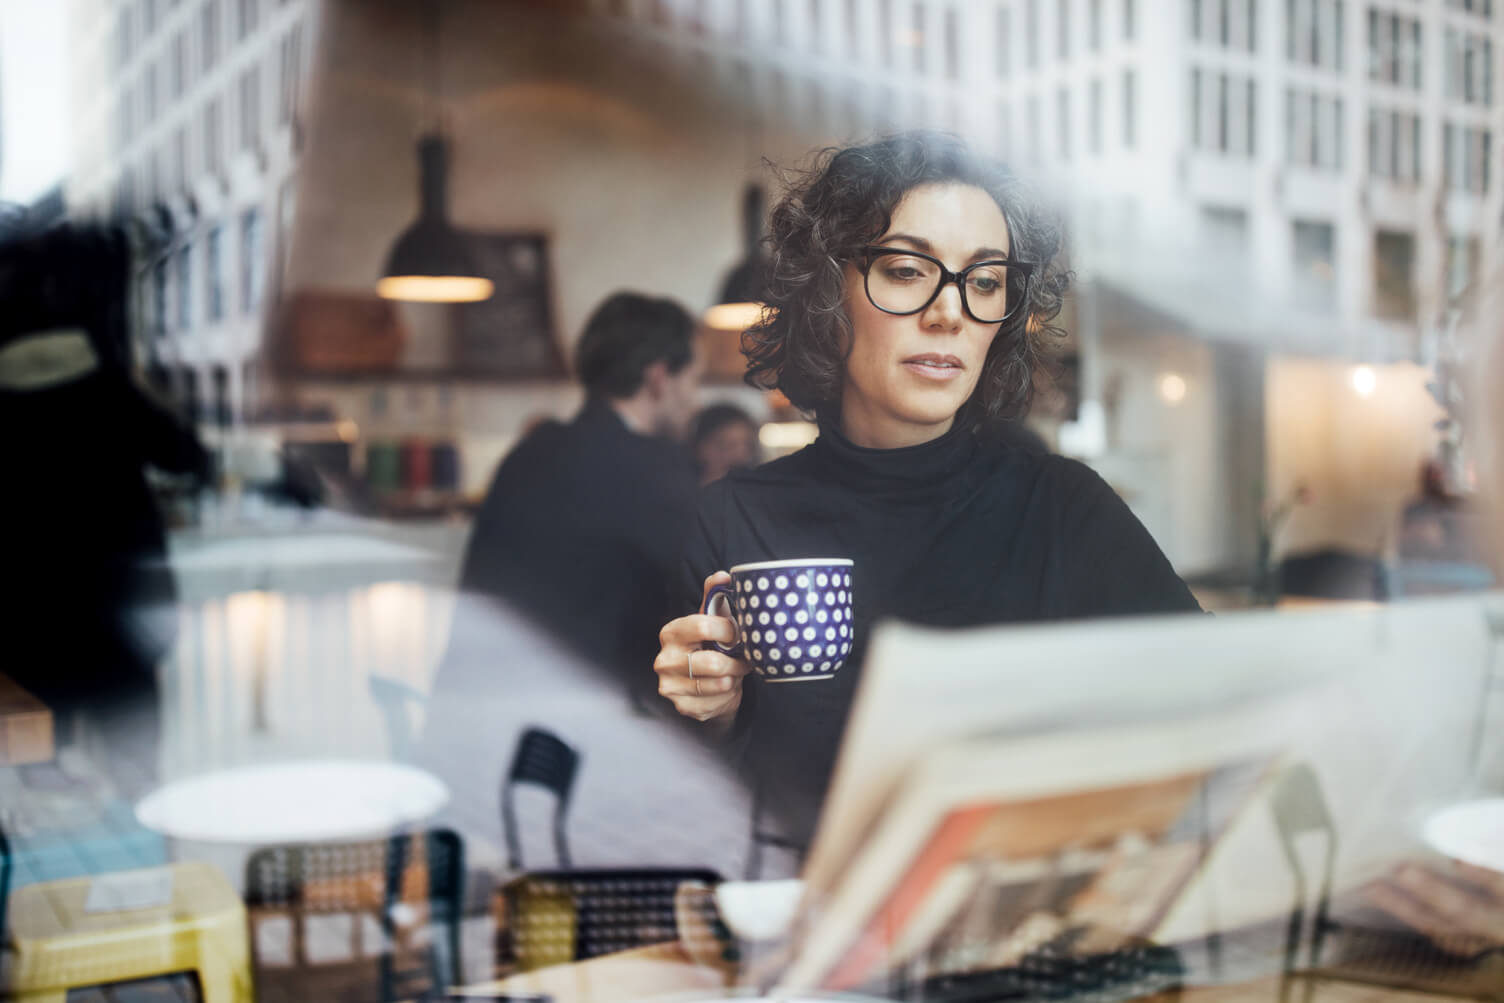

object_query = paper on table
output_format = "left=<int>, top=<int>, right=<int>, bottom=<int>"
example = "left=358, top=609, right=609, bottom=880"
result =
left=85, top=866, right=175, bottom=912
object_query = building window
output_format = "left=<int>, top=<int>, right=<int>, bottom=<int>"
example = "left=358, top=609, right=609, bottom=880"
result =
left=1372, top=230, right=1416, bottom=321
left=1445, top=0, right=1494, bottom=19
left=1445, top=29, right=1493, bottom=105
left=1446, top=236, right=1481, bottom=299
left=1026, top=0, right=1039, bottom=68
left=171, top=30, right=187, bottom=98
left=944, top=7, right=959, bottom=80
left=203, top=97, right=223, bottom=174
left=1367, top=11, right=1422, bottom=90
left=910, top=4, right=926, bottom=74
left=1201, top=206, right=1250, bottom=263
left=1122, top=69, right=1136, bottom=147
left=1124, top=0, right=1135, bottom=40
left=1367, top=108, right=1421, bottom=182
left=1057, top=88, right=1071, bottom=159
left=235, top=0, right=258, bottom=40
left=1027, top=93, right=1041, bottom=162
left=1292, top=219, right=1336, bottom=312
left=1089, top=77, right=1103, bottom=154
left=278, top=22, right=305, bottom=127
left=174, top=125, right=189, bottom=189
left=206, top=225, right=225, bottom=322
left=1286, top=0, right=1343, bottom=72
left=1089, top=0, right=1102, bottom=50
left=1189, top=0, right=1257, bottom=51
left=201, top=0, right=221, bottom=73
left=1285, top=88, right=1343, bottom=170
left=145, top=61, right=160, bottom=121
left=1190, top=67, right=1257, bottom=156
left=118, top=5, right=134, bottom=71
left=995, top=6, right=1011, bottom=77
left=1058, top=0, right=1069, bottom=60
left=176, top=244, right=193, bottom=329
left=241, top=208, right=264, bottom=312
left=239, top=66, right=260, bottom=151
left=1443, top=122, right=1492, bottom=194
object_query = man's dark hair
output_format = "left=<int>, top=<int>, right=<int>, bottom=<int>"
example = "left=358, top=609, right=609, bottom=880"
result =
left=574, top=292, right=695, bottom=399
left=743, top=131, right=1071, bottom=422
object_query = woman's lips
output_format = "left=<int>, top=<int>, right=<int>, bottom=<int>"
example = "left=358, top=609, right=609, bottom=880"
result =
left=901, top=354, right=965, bottom=382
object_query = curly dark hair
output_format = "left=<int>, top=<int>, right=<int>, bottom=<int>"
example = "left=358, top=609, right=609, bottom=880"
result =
left=743, top=131, right=1070, bottom=422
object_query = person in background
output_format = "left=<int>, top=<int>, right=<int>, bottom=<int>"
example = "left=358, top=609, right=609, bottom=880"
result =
left=691, top=402, right=761, bottom=486
left=654, top=132, right=1201, bottom=849
left=0, top=222, right=209, bottom=797
left=452, top=291, right=703, bottom=706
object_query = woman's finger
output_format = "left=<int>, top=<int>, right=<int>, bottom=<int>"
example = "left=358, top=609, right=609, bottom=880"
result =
left=660, top=612, right=739, bottom=649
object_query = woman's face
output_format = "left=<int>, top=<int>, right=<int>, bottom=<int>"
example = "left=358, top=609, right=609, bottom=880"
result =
left=839, top=182, right=1012, bottom=449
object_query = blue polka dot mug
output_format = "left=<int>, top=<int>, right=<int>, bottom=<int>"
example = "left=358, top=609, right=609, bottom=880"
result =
left=701, top=559, right=854, bottom=682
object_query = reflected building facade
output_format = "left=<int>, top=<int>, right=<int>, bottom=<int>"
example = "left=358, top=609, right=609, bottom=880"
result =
left=65, top=0, right=320, bottom=430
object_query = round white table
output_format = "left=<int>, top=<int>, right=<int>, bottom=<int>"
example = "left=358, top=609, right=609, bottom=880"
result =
left=135, top=759, right=450, bottom=844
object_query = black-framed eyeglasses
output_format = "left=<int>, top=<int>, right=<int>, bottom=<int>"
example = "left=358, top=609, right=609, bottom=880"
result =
left=860, top=246, right=1036, bottom=325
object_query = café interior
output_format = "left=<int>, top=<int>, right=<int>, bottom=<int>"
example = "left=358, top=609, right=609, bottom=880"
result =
left=4, top=1, right=1504, bottom=1001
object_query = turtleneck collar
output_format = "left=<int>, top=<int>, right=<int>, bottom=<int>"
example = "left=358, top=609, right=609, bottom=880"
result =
left=810, top=411, right=976, bottom=492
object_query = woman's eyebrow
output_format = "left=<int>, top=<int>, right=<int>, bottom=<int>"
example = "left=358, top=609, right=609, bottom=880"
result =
left=873, top=235, right=1013, bottom=261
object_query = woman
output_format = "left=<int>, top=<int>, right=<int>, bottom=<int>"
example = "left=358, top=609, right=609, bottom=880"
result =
left=654, top=132, right=1201, bottom=847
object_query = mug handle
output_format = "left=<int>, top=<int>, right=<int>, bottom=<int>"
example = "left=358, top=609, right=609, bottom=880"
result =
left=700, top=582, right=743, bottom=656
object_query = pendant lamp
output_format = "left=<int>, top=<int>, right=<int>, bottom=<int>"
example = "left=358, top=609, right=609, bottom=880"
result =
left=704, top=184, right=770, bottom=332
left=376, top=3, right=492, bottom=304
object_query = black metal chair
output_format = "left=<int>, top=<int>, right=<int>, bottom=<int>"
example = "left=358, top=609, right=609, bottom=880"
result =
left=494, top=867, right=725, bottom=974
left=243, top=829, right=465, bottom=1003
left=1271, top=763, right=1337, bottom=1003
left=368, top=675, right=427, bottom=763
left=501, top=727, right=579, bottom=872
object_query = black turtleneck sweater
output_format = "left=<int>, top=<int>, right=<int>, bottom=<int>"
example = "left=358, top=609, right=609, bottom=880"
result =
left=678, top=418, right=1202, bottom=847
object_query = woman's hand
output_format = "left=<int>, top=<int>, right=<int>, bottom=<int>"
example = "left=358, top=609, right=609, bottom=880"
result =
left=1366, top=860, right=1504, bottom=956
left=654, top=572, right=752, bottom=727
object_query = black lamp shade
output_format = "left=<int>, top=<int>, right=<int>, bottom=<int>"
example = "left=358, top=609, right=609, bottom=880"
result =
left=377, top=134, right=493, bottom=303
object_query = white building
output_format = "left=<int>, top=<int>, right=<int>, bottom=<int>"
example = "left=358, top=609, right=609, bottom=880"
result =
left=66, top=0, right=319, bottom=428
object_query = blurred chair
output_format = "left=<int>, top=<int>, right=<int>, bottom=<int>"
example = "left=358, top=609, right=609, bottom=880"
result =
left=1277, top=549, right=1390, bottom=602
left=369, top=675, right=428, bottom=764
left=501, top=727, right=579, bottom=872
left=7, top=860, right=251, bottom=1003
left=243, top=829, right=464, bottom=1003
left=494, top=867, right=724, bottom=974
left=1271, top=763, right=1337, bottom=1003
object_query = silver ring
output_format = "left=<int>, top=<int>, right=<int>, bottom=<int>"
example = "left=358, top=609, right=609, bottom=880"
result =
left=687, top=650, right=697, bottom=680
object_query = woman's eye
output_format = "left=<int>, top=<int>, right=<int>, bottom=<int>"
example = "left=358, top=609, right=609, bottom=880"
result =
left=883, top=264, right=926, bottom=282
left=968, top=274, right=1004, bottom=294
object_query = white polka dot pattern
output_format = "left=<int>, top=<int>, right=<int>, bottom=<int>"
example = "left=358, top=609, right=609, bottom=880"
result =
left=722, top=561, right=854, bottom=681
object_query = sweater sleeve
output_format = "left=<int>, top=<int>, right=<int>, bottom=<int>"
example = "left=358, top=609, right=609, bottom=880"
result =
left=1041, top=456, right=1204, bottom=619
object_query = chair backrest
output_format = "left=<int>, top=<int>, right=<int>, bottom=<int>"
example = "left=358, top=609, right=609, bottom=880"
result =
left=1278, top=549, right=1389, bottom=601
left=1269, top=763, right=1337, bottom=991
left=495, top=867, right=722, bottom=974
left=368, top=675, right=427, bottom=763
left=243, top=828, right=465, bottom=1001
left=501, top=727, right=580, bottom=871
